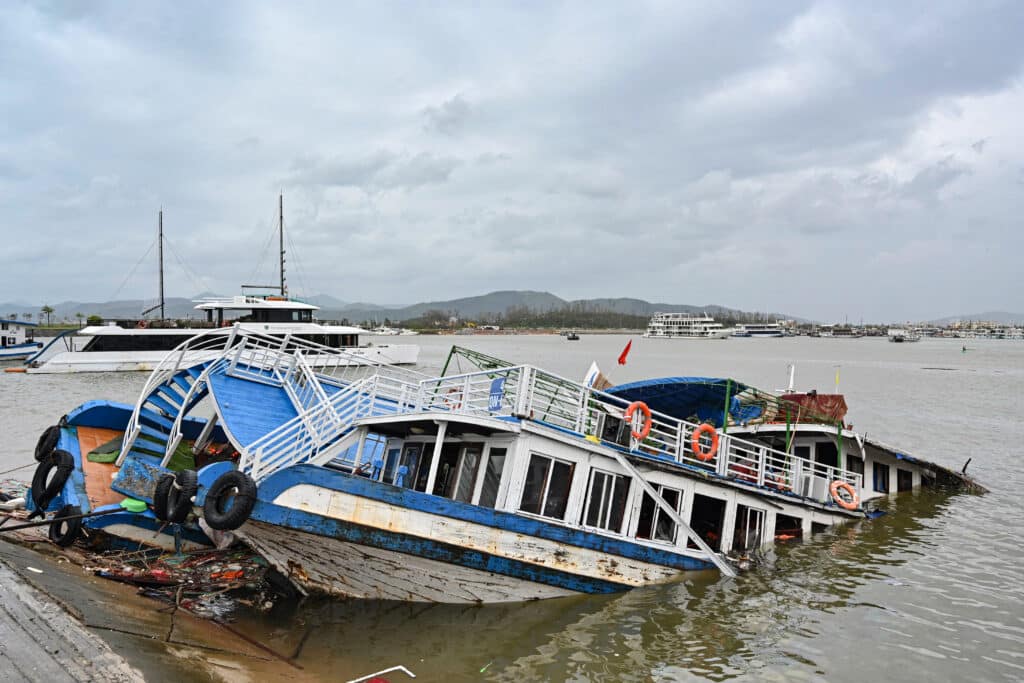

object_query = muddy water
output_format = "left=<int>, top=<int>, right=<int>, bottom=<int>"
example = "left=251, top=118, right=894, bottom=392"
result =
left=2, top=335, right=1022, bottom=682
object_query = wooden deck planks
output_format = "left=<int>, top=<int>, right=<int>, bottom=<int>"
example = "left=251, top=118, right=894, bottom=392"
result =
left=76, top=427, right=126, bottom=510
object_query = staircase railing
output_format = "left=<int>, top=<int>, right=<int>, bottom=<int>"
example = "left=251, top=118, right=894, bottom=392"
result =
left=160, top=357, right=229, bottom=466
left=239, top=377, right=375, bottom=482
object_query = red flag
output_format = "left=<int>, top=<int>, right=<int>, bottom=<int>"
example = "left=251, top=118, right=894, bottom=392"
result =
left=617, top=339, right=632, bottom=365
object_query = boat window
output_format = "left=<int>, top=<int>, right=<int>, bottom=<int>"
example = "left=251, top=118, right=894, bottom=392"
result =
left=846, top=455, right=864, bottom=478
left=395, top=443, right=425, bottom=489
left=519, top=453, right=574, bottom=520
left=774, top=513, right=803, bottom=541
left=794, top=445, right=810, bottom=461
left=0, top=323, right=7, bottom=330
left=581, top=469, right=631, bottom=533
left=687, top=494, right=726, bottom=552
left=873, top=462, right=890, bottom=493
left=81, top=334, right=186, bottom=352
left=733, top=504, right=766, bottom=552
left=811, top=522, right=828, bottom=535
left=477, top=448, right=507, bottom=509
left=382, top=448, right=401, bottom=484
left=635, top=484, right=682, bottom=543
left=815, top=442, right=838, bottom=469
left=432, top=444, right=482, bottom=503
left=897, top=468, right=913, bottom=492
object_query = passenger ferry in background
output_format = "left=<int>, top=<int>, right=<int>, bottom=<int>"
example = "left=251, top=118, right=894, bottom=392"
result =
left=24, top=295, right=419, bottom=373
left=644, top=312, right=732, bottom=339
left=0, top=319, right=43, bottom=360
left=732, top=322, right=785, bottom=338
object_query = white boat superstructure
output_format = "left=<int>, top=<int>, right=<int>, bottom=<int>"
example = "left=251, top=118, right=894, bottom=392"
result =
left=0, top=319, right=42, bottom=360
left=25, top=296, right=418, bottom=373
left=644, top=313, right=732, bottom=339
left=733, top=322, right=785, bottom=338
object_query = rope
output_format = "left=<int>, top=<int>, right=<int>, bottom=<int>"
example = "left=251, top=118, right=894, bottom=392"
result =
left=108, top=237, right=156, bottom=301
left=244, top=206, right=281, bottom=288
left=0, top=462, right=34, bottom=477
left=284, top=217, right=310, bottom=299
left=163, top=237, right=210, bottom=298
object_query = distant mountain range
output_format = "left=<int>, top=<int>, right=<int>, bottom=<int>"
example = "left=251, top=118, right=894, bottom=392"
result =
left=2, top=291, right=1020, bottom=325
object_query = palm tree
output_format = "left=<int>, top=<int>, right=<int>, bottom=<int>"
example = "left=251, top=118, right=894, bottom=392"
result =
left=75, top=312, right=84, bottom=328
left=40, top=305, right=54, bottom=326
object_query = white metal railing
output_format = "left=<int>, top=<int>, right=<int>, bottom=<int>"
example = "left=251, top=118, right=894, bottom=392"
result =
left=118, top=325, right=429, bottom=466
left=239, top=377, right=378, bottom=482
left=406, top=364, right=864, bottom=506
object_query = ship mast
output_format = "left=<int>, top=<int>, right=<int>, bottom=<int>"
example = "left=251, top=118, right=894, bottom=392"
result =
left=279, top=193, right=286, bottom=297
left=158, top=208, right=165, bottom=319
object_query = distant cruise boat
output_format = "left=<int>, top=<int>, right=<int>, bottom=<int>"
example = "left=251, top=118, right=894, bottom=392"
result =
left=644, top=313, right=732, bottom=340
left=732, top=323, right=785, bottom=338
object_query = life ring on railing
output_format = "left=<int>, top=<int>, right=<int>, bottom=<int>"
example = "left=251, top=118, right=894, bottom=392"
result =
left=623, top=401, right=652, bottom=441
left=137, top=320, right=148, bottom=329
left=691, top=423, right=719, bottom=461
left=444, top=387, right=463, bottom=410
left=829, top=480, right=860, bottom=510
left=202, top=470, right=257, bottom=531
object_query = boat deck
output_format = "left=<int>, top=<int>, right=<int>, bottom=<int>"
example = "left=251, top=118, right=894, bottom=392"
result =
left=77, top=426, right=124, bottom=509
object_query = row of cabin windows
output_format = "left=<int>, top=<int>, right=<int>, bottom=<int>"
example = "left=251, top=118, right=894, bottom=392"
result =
left=517, top=454, right=689, bottom=543
left=388, top=442, right=508, bottom=510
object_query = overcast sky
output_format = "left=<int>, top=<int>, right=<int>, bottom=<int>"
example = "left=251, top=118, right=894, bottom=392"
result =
left=2, top=1, right=1022, bottom=322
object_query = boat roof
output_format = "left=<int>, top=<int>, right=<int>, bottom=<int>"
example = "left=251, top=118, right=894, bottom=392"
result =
left=0, top=319, right=38, bottom=327
left=606, top=377, right=752, bottom=426
left=193, top=296, right=319, bottom=312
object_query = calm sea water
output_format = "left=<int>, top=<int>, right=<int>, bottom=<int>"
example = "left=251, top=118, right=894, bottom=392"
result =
left=2, top=335, right=1022, bottom=682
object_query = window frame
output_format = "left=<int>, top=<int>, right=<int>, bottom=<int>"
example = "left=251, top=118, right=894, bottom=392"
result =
left=518, top=453, right=575, bottom=521
left=580, top=467, right=632, bottom=534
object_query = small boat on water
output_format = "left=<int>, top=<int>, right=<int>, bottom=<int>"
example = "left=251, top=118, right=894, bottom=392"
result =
left=22, top=333, right=984, bottom=603
left=0, top=319, right=43, bottom=361
left=888, top=328, right=921, bottom=343
left=565, top=331, right=580, bottom=341
left=644, top=313, right=732, bottom=339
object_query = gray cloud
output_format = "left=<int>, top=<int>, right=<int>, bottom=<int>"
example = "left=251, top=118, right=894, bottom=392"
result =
left=1, top=1, right=1022, bottom=322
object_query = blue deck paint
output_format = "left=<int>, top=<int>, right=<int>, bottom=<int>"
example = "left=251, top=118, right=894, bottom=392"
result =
left=251, top=502, right=629, bottom=595
left=207, top=368, right=298, bottom=446
left=257, top=465, right=712, bottom=572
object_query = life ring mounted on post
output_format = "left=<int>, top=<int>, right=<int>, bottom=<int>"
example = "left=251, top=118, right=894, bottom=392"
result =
left=829, top=480, right=860, bottom=510
left=444, top=387, right=463, bottom=410
left=691, top=423, right=719, bottom=461
left=623, top=401, right=652, bottom=441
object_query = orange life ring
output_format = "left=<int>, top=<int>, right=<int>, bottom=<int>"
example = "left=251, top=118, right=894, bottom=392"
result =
left=691, top=423, right=719, bottom=461
left=444, top=387, right=463, bottom=409
left=136, top=320, right=148, bottom=329
left=623, top=401, right=652, bottom=441
left=829, top=480, right=860, bottom=510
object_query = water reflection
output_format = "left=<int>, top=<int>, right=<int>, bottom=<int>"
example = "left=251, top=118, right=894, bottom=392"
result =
left=218, top=490, right=978, bottom=682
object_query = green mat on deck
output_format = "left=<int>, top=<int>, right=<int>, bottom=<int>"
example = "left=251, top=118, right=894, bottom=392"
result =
left=87, top=436, right=197, bottom=470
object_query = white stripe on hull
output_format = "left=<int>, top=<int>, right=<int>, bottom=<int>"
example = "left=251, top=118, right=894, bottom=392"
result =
left=239, top=520, right=578, bottom=603
left=267, top=485, right=696, bottom=591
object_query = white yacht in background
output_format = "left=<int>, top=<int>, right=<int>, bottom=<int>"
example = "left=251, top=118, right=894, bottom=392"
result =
left=23, top=197, right=418, bottom=373
left=24, top=296, right=419, bottom=373
left=644, top=313, right=732, bottom=339
left=732, top=322, right=785, bottom=338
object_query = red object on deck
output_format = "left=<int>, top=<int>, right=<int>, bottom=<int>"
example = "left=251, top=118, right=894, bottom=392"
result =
left=618, top=340, right=632, bottom=365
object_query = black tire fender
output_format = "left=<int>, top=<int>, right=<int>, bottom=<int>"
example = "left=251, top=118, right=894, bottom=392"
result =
left=34, top=425, right=61, bottom=463
left=30, top=449, right=75, bottom=517
left=163, top=469, right=198, bottom=523
left=48, top=504, right=83, bottom=547
left=202, top=470, right=257, bottom=531
left=151, top=474, right=175, bottom=522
